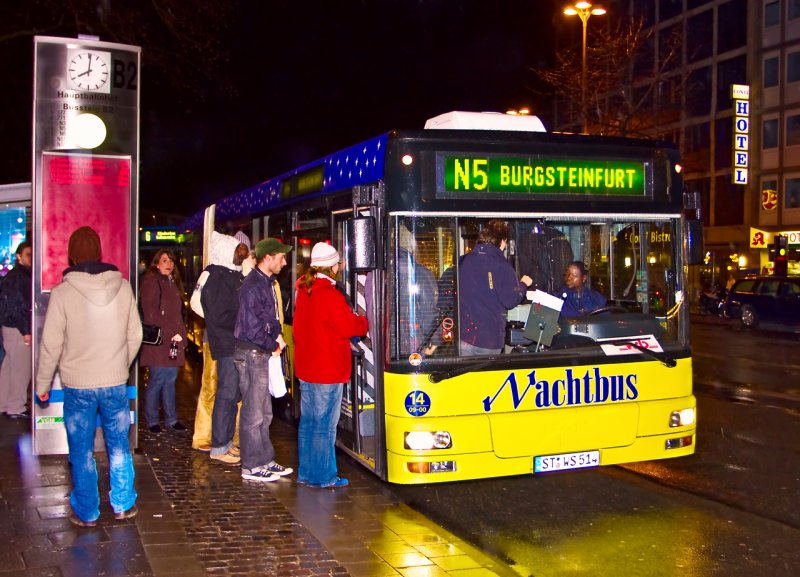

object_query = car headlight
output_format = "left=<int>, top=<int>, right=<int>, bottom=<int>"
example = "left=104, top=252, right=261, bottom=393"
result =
left=404, top=431, right=452, bottom=450
left=669, top=407, right=696, bottom=427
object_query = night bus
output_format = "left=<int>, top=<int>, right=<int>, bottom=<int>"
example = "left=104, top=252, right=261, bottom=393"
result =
left=182, top=111, right=703, bottom=484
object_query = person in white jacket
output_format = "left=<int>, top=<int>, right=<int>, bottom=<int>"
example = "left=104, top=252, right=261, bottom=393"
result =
left=36, top=227, right=142, bottom=528
left=189, top=231, right=252, bottom=452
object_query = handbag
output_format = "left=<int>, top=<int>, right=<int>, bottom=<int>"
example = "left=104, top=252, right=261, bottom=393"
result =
left=141, top=323, right=163, bottom=346
left=140, top=280, right=164, bottom=346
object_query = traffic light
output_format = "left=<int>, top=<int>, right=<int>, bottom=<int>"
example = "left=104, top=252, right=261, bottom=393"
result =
left=774, top=235, right=788, bottom=276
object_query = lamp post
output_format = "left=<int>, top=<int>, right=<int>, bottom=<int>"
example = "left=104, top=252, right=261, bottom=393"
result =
left=563, top=1, right=606, bottom=133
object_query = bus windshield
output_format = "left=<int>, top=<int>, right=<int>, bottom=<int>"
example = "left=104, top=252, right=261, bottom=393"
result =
left=389, top=215, right=685, bottom=362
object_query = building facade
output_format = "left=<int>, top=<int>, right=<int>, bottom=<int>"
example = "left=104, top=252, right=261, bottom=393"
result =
left=554, top=0, right=799, bottom=289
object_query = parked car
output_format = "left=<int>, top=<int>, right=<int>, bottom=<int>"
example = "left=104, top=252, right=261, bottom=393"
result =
left=724, top=276, right=800, bottom=329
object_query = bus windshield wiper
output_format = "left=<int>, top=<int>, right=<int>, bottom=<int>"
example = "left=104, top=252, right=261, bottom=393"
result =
left=427, top=360, right=494, bottom=383
left=605, top=338, right=676, bottom=368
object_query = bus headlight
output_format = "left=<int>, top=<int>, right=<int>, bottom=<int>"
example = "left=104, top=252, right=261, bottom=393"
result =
left=404, top=431, right=452, bottom=450
left=669, top=408, right=696, bottom=427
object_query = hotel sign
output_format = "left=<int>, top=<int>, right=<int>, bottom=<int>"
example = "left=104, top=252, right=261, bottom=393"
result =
left=732, top=84, right=750, bottom=185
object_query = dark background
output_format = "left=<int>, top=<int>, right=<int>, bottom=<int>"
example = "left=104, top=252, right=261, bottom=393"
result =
left=0, top=1, right=564, bottom=220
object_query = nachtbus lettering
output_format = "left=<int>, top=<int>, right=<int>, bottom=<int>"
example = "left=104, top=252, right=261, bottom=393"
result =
left=482, top=367, right=638, bottom=412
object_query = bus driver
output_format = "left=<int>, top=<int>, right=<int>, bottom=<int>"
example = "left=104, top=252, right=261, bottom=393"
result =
left=557, top=261, right=606, bottom=318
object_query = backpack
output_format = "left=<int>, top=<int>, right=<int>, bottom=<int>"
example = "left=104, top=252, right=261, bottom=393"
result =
left=190, top=270, right=209, bottom=317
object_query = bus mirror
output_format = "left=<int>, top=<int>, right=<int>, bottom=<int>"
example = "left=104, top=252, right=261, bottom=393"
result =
left=686, top=219, right=704, bottom=265
left=683, top=191, right=704, bottom=266
left=346, top=216, right=376, bottom=272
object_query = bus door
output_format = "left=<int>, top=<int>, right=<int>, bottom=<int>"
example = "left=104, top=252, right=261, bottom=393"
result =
left=334, top=204, right=381, bottom=473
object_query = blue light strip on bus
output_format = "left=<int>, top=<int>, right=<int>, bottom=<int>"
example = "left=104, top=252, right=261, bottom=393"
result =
left=184, top=134, right=389, bottom=229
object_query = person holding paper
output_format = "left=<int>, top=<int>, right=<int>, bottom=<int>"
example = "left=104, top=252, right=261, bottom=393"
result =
left=459, top=220, right=532, bottom=356
left=293, top=242, right=368, bottom=488
left=558, top=261, right=607, bottom=318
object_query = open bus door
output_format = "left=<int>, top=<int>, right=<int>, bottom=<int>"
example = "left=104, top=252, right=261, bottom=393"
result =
left=334, top=192, right=383, bottom=475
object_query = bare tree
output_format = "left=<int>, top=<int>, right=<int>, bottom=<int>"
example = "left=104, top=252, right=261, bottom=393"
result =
left=0, top=0, right=238, bottom=100
left=535, top=17, right=687, bottom=140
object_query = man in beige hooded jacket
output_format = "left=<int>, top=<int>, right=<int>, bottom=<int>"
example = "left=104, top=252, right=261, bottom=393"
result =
left=36, top=227, right=142, bottom=527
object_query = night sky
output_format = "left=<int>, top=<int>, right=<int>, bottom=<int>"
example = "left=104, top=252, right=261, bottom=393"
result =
left=1, top=1, right=565, bottom=220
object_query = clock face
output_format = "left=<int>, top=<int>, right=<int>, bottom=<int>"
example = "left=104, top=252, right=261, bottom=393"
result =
left=68, top=51, right=111, bottom=92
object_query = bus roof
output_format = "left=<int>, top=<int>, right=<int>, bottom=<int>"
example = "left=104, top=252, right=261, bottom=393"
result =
left=424, top=111, right=546, bottom=132
left=181, top=115, right=677, bottom=231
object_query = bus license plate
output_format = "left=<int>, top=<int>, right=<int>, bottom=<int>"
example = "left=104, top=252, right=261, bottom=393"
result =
left=534, top=450, right=600, bottom=473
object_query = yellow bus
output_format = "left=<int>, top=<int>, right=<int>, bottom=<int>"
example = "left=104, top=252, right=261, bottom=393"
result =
left=183, top=111, right=702, bottom=484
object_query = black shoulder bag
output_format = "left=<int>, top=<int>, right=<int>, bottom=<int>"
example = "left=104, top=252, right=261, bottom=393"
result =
left=140, top=281, right=164, bottom=346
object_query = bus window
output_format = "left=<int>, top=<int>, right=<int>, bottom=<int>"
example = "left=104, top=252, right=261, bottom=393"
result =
left=406, top=217, right=686, bottom=360
left=610, top=221, right=675, bottom=314
left=390, top=217, right=455, bottom=360
left=292, top=206, right=336, bottom=319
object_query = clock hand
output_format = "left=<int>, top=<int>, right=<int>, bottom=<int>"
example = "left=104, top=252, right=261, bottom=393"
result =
left=76, top=56, right=93, bottom=77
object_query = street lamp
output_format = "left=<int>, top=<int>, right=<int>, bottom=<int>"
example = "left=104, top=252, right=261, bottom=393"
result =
left=563, top=1, right=606, bottom=133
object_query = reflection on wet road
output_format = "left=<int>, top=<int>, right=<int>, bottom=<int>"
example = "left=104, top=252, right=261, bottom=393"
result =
left=387, top=320, right=800, bottom=576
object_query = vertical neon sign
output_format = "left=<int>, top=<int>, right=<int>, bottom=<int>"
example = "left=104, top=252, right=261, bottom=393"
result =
left=732, top=84, right=750, bottom=185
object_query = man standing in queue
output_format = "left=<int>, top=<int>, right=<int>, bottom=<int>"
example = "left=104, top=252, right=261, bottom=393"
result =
left=233, top=238, right=293, bottom=482
left=203, top=233, right=249, bottom=465
left=36, top=227, right=142, bottom=526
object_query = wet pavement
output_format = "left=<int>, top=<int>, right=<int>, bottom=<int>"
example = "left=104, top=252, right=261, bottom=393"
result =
left=0, top=358, right=515, bottom=577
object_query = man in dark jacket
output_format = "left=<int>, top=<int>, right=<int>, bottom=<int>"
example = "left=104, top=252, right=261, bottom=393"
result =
left=203, top=235, right=248, bottom=465
left=458, top=221, right=532, bottom=356
left=233, top=238, right=294, bottom=482
left=0, top=241, right=32, bottom=417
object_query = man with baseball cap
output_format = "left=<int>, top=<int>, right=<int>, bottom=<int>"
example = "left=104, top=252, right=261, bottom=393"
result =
left=233, top=237, right=293, bottom=482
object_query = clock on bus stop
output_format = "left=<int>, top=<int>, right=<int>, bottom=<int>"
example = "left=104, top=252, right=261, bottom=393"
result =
left=67, top=49, right=111, bottom=93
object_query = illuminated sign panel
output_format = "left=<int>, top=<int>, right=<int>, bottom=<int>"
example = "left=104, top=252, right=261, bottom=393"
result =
left=750, top=227, right=800, bottom=247
left=732, top=84, right=750, bottom=185
left=439, top=155, right=646, bottom=197
left=141, top=228, right=181, bottom=244
left=41, top=152, right=131, bottom=290
left=280, top=165, right=325, bottom=199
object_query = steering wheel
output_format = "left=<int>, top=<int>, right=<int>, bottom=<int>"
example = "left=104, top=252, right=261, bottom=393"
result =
left=587, top=305, right=628, bottom=316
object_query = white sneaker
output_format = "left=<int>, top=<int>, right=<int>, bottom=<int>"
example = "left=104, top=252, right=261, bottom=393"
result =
left=241, top=467, right=279, bottom=482
left=264, top=461, right=293, bottom=476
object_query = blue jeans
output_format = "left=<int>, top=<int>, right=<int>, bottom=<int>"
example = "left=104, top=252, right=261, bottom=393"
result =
left=297, top=380, right=343, bottom=486
left=234, top=347, right=275, bottom=470
left=64, top=384, right=137, bottom=521
left=145, top=366, right=178, bottom=427
left=211, top=356, right=240, bottom=455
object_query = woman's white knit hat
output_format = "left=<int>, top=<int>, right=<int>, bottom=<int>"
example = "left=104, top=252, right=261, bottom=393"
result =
left=310, top=242, right=340, bottom=268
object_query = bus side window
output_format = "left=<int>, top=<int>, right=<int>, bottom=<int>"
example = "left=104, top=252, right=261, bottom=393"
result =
left=391, top=217, right=456, bottom=359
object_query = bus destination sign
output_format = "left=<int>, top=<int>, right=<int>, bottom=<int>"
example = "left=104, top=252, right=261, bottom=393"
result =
left=440, top=155, right=647, bottom=198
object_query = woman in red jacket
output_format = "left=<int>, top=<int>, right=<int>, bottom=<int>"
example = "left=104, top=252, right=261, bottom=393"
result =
left=293, top=242, right=368, bottom=488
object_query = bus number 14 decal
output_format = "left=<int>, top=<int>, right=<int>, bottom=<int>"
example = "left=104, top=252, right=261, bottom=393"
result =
left=405, top=391, right=431, bottom=416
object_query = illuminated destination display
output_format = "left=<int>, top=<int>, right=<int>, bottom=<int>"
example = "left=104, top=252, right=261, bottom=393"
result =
left=281, top=165, right=325, bottom=199
left=440, top=155, right=647, bottom=197
left=141, top=228, right=183, bottom=244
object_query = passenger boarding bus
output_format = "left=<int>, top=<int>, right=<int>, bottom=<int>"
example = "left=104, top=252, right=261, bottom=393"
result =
left=183, top=111, right=703, bottom=484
